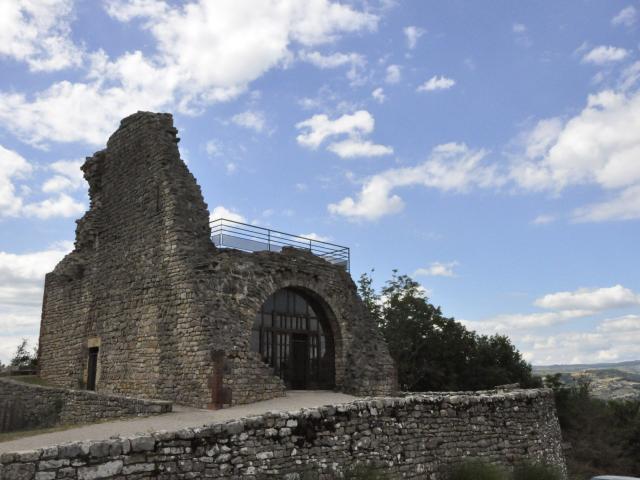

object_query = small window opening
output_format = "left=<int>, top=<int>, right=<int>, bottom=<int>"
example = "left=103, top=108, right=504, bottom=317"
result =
left=87, top=347, right=99, bottom=391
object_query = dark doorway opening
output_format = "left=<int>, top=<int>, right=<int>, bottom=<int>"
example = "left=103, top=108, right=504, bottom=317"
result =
left=87, top=347, right=99, bottom=391
left=251, top=288, right=335, bottom=389
left=291, top=333, right=308, bottom=389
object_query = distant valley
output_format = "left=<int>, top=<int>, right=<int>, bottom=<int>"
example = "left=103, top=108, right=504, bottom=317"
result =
left=533, top=360, right=640, bottom=401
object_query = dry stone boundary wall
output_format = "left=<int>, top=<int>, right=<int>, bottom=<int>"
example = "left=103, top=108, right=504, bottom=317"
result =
left=0, top=389, right=566, bottom=479
left=0, top=378, right=171, bottom=433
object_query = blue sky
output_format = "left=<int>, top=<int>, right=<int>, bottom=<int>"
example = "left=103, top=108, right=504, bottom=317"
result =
left=1, top=0, right=640, bottom=366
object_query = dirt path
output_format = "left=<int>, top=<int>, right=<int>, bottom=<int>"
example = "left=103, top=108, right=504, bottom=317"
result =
left=0, top=391, right=357, bottom=453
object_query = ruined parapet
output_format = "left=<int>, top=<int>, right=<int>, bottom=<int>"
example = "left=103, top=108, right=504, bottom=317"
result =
left=39, top=112, right=397, bottom=408
left=0, top=389, right=567, bottom=479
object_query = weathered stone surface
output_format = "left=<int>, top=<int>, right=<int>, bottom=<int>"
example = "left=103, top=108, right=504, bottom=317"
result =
left=77, top=460, right=123, bottom=480
left=130, top=436, right=155, bottom=452
left=0, top=390, right=567, bottom=479
left=38, top=111, right=397, bottom=408
left=0, top=378, right=172, bottom=433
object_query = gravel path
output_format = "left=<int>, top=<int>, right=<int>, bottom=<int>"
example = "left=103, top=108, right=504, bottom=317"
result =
left=0, top=391, right=357, bottom=453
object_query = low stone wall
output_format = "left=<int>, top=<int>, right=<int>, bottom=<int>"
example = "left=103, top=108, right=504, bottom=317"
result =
left=0, top=378, right=172, bottom=433
left=0, top=389, right=566, bottom=479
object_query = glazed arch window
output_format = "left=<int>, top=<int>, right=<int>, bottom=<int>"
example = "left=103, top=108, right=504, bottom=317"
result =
left=251, top=288, right=334, bottom=389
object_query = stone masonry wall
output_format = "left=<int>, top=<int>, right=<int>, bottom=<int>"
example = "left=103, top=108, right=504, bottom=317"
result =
left=0, top=378, right=171, bottom=433
left=0, top=390, right=566, bottom=480
left=39, top=111, right=396, bottom=408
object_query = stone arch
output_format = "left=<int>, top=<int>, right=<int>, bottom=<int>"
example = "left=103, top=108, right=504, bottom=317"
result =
left=248, top=281, right=345, bottom=390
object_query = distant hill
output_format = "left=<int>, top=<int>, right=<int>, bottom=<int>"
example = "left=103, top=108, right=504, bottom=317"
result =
left=533, top=359, right=640, bottom=374
left=533, top=360, right=640, bottom=401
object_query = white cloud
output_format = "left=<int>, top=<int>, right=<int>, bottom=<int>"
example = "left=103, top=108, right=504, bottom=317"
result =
left=512, top=88, right=640, bottom=222
left=104, top=0, right=168, bottom=21
left=42, top=176, right=75, bottom=193
left=22, top=193, right=86, bottom=219
left=372, top=87, right=385, bottom=103
left=0, top=242, right=73, bottom=364
left=597, top=314, right=640, bottom=332
left=417, top=75, right=456, bottom=92
left=296, top=110, right=392, bottom=158
left=463, top=283, right=640, bottom=364
left=231, top=110, right=266, bottom=132
left=329, top=143, right=497, bottom=220
left=205, top=139, right=222, bottom=157
left=299, top=232, right=331, bottom=242
left=296, top=111, right=374, bottom=149
left=299, top=50, right=366, bottom=84
left=296, top=110, right=393, bottom=158
left=612, top=6, right=637, bottom=27
left=620, top=60, right=640, bottom=91
left=0, top=144, right=33, bottom=217
left=519, top=328, right=640, bottom=365
left=0, top=145, right=85, bottom=219
left=464, top=309, right=591, bottom=333
left=0, top=0, right=83, bottom=72
left=0, top=0, right=379, bottom=146
left=531, top=214, right=556, bottom=225
left=42, top=159, right=85, bottom=193
left=414, top=261, right=458, bottom=277
left=385, top=64, right=401, bottom=84
left=534, top=285, right=640, bottom=312
left=210, top=205, right=247, bottom=223
left=327, top=139, right=393, bottom=158
left=467, top=309, right=640, bottom=364
left=573, top=185, right=640, bottom=222
left=403, top=26, right=425, bottom=49
left=582, top=45, right=629, bottom=65
left=299, top=50, right=364, bottom=69
left=511, top=23, right=532, bottom=47
left=512, top=23, right=527, bottom=33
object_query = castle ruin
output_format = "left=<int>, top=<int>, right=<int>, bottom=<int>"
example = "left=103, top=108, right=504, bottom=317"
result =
left=38, top=112, right=397, bottom=408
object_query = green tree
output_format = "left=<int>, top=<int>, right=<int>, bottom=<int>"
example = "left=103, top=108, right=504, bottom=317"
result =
left=359, top=270, right=539, bottom=391
left=10, top=338, right=37, bottom=369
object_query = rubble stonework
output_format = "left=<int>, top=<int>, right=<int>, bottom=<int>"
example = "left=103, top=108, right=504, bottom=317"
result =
left=0, top=390, right=567, bottom=479
left=0, top=378, right=171, bottom=433
left=38, top=112, right=397, bottom=408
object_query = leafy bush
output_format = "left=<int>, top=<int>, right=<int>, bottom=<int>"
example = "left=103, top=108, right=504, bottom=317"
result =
left=358, top=271, right=541, bottom=391
left=512, top=462, right=563, bottom=480
left=10, top=338, right=38, bottom=369
left=545, top=373, right=640, bottom=477
left=447, top=460, right=508, bottom=480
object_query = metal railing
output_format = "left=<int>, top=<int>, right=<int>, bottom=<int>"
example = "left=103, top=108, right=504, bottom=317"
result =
left=210, top=218, right=350, bottom=271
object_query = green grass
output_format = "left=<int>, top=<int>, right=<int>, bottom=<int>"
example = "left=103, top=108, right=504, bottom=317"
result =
left=447, top=460, right=563, bottom=480
left=448, top=460, right=508, bottom=480
left=513, top=462, right=563, bottom=480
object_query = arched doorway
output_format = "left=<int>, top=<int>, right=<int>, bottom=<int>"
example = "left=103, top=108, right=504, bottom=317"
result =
left=251, top=288, right=335, bottom=389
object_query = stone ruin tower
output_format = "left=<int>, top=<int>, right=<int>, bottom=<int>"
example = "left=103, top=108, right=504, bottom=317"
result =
left=38, top=112, right=397, bottom=408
